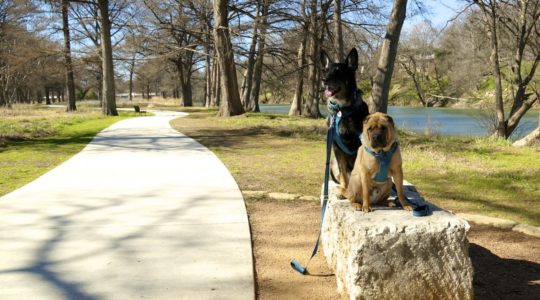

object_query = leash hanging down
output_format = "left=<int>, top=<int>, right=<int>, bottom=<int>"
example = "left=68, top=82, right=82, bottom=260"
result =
left=290, top=113, right=335, bottom=275
left=291, top=99, right=362, bottom=275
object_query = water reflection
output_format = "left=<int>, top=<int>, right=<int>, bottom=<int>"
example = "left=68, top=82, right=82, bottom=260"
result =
left=258, top=104, right=539, bottom=139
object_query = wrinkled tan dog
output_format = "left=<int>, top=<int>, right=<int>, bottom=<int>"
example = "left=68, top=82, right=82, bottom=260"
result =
left=346, top=112, right=412, bottom=213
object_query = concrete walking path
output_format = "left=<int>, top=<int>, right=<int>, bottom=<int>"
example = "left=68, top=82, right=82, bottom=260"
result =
left=0, top=111, right=255, bottom=299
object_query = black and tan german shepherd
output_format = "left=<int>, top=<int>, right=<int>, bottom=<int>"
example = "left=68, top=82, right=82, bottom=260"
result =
left=321, top=48, right=370, bottom=198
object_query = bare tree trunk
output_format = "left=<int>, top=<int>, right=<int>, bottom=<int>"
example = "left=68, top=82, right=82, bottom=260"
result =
left=45, top=87, right=51, bottom=105
left=201, top=5, right=213, bottom=108
left=37, top=90, right=43, bottom=104
left=98, top=0, right=118, bottom=116
left=213, top=0, right=244, bottom=117
left=181, top=78, right=193, bottom=106
left=303, top=0, right=321, bottom=118
left=203, top=63, right=209, bottom=106
left=248, top=0, right=269, bottom=113
left=289, top=32, right=307, bottom=116
left=210, top=57, right=219, bottom=107
left=184, top=50, right=195, bottom=106
left=500, top=1, right=539, bottom=138
left=333, top=0, right=343, bottom=62
left=129, top=53, right=135, bottom=101
left=208, top=55, right=218, bottom=107
left=204, top=45, right=211, bottom=107
left=506, top=93, right=539, bottom=134
left=0, top=84, right=4, bottom=107
left=241, top=2, right=260, bottom=108
left=62, top=0, right=76, bottom=112
left=370, top=0, right=408, bottom=113
left=290, top=0, right=308, bottom=116
left=248, top=52, right=263, bottom=112
left=212, top=59, right=221, bottom=107
left=96, top=70, right=102, bottom=105
left=475, top=0, right=505, bottom=137
left=175, top=60, right=193, bottom=107
left=513, top=110, right=540, bottom=147
left=507, top=3, right=530, bottom=122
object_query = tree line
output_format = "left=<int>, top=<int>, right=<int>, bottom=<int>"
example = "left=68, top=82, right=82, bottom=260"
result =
left=0, top=0, right=539, bottom=143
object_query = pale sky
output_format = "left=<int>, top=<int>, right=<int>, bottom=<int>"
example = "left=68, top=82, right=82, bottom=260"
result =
left=404, top=0, right=467, bottom=32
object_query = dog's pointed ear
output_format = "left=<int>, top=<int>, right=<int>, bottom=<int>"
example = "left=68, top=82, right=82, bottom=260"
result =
left=346, top=48, right=358, bottom=71
left=320, top=50, right=331, bottom=70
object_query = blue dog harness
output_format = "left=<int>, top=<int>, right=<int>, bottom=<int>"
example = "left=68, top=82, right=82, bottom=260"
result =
left=327, top=89, right=363, bottom=156
left=363, top=142, right=399, bottom=183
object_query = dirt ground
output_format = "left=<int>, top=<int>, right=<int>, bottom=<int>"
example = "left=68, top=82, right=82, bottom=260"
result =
left=246, top=198, right=540, bottom=300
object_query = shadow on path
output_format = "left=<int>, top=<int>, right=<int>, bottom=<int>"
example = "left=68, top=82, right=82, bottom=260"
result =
left=471, top=243, right=540, bottom=300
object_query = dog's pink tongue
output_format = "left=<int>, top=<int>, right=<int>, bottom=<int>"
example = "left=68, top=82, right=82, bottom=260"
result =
left=325, top=87, right=334, bottom=98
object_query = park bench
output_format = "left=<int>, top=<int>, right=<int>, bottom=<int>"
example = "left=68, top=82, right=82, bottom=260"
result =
left=133, top=105, right=147, bottom=114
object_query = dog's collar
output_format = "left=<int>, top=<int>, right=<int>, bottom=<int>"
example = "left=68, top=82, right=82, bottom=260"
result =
left=327, top=88, right=362, bottom=116
left=363, top=141, right=399, bottom=183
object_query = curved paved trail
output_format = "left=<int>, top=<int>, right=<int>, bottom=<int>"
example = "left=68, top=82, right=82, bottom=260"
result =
left=0, top=111, right=254, bottom=299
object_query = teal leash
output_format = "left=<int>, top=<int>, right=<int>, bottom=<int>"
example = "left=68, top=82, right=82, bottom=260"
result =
left=290, top=113, right=335, bottom=275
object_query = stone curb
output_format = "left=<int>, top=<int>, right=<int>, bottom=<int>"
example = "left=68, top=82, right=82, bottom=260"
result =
left=268, top=192, right=301, bottom=201
left=242, top=190, right=318, bottom=201
left=242, top=190, right=266, bottom=199
left=456, top=213, right=540, bottom=238
left=456, top=213, right=518, bottom=229
left=511, top=224, right=540, bottom=238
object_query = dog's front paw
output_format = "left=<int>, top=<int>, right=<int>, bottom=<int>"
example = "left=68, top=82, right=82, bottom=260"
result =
left=402, top=204, right=413, bottom=211
left=362, top=205, right=372, bottom=213
left=336, top=187, right=348, bottom=199
left=351, top=202, right=363, bottom=211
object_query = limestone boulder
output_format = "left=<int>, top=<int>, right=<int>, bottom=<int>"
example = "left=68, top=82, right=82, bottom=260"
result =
left=321, top=182, right=473, bottom=300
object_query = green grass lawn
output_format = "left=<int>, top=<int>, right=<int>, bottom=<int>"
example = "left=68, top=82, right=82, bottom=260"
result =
left=172, top=109, right=328, bottom=196
left=401, top=135, right=540, bottom=226
left=172, top=109, right=540, bottom=226
left=0, top=105, right=136, bottom=196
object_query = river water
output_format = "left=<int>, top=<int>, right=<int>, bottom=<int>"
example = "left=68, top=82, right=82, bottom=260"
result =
left=259, top=104, right=539, bottom=138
